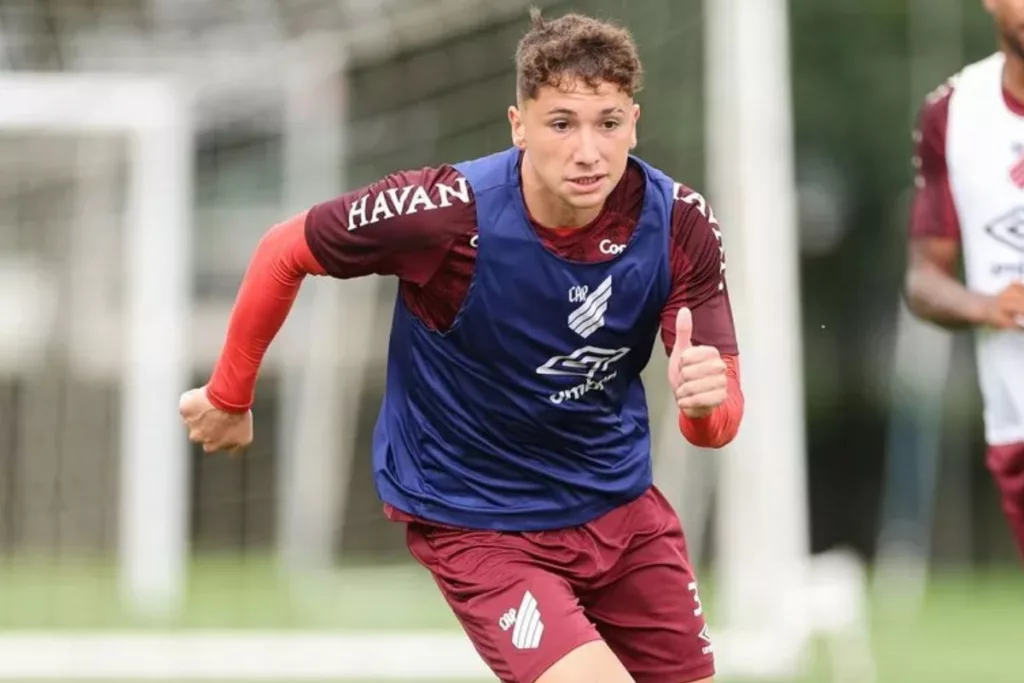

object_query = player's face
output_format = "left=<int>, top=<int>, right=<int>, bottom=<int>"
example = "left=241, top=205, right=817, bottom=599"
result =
left=509, top=79, right=639, bottom=226
left=987, top=0, right=1024, bottom=60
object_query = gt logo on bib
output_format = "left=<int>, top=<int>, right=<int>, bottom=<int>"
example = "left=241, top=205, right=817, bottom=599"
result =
left=537, top=346, right=631, bottom=405
left=537, top=346, right=630, bottom=379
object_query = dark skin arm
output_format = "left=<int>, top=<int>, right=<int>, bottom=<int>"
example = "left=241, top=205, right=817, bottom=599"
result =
left=905, top=237, right=1024, bottom=330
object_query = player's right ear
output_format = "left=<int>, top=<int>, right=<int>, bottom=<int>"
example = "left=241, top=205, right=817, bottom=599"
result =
left=508, top=105, right=526, bottom=149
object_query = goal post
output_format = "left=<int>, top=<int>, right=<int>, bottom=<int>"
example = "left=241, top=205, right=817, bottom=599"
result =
left=0, top=73, right=194, bottom=619
left=702, top=1, right=875, bottom=680
left=704, top=0, right=809, bottom=639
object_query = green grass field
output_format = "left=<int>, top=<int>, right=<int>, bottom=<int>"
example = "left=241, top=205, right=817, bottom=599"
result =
left=0, top=557, right=1020, bottom=682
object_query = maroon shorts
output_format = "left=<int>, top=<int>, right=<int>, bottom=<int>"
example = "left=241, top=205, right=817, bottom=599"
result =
left=986, top=441, right=1024, bottom=560
left=403, top=486, right=715, bottom=683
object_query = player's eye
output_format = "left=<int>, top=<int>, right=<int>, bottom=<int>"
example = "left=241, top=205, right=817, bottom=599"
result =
left=549, top=120, right=571, bottom=132
left=602, top=120, right=621, bottom=130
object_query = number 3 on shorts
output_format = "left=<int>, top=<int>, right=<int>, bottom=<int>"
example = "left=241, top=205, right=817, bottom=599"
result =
left=687, top=581, right=704, bottom=617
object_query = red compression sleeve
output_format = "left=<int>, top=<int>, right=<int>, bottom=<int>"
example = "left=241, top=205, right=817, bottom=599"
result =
left=206, top=211, right=326, bottom=413
left=678, top=354, right=743, bottom=449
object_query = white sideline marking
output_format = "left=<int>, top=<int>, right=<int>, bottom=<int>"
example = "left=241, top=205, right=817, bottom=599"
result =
left=0, top=632, right=490, bottom=680
left=0, top=630, right=816, bottom=680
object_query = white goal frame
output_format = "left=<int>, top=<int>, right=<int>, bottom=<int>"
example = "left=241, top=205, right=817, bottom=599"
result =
left=0, top=73, right=193, bottom=619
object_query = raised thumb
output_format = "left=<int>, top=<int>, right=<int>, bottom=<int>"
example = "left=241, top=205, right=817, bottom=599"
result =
left=674, top=307, right=693, bottom=351
left=667, top=307, right=693, bottom=389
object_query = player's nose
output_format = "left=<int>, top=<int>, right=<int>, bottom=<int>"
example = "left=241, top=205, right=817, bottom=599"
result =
left=572, top=129, right=601, bottom=166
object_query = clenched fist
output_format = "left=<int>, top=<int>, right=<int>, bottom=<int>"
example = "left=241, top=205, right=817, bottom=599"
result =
left=667, top=308, right=728, bottom=418
left=179, top=386, right=253, bottom=455
left=983, top=281, right=1024, bottom=330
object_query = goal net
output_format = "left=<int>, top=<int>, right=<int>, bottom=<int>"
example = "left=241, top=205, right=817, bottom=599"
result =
left=0, top=0, right=869, bottom=680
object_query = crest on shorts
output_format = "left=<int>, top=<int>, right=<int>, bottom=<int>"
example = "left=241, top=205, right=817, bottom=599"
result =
left=699, top=623, right=714, bottom=655
left=499, top=590, right=544, bottom=651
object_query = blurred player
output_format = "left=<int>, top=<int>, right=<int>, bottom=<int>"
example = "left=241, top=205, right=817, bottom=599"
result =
left=180, top=9, right=743, bottom=682
left=904, top=0, right=1024, bottom=561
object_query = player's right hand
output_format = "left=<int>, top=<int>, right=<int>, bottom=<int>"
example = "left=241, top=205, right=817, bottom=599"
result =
left=668, top=307, right=728, bottom=419
left=179, top=386, right=253, bottom=455
left=982, top=281, right=1024, bottom=330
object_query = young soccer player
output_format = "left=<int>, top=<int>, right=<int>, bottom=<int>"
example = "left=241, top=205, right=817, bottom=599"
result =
left=905, top=0, right=1024, bottom=561
left=180, top=10, right=744, bottom=682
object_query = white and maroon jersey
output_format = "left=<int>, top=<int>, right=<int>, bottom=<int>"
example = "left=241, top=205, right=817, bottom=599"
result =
left=912, top=51, right=1024, bottom=446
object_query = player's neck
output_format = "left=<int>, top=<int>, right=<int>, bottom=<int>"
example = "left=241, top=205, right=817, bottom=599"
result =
left=520, top=158, right=603, bottom=229
left=1003, top=49, right=1024, bottom=106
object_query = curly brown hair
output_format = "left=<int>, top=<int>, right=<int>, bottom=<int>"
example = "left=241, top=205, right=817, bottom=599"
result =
left=515, top=8, right=643, bottom=101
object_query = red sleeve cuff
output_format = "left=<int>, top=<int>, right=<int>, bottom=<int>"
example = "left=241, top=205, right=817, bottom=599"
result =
left=205, top=384, right=251, bottom=414
left=678, top=354, right=743, bottom=448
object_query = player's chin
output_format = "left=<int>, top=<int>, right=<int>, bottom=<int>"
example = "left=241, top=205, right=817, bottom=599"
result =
left=560, top=183, right=610, bottom=209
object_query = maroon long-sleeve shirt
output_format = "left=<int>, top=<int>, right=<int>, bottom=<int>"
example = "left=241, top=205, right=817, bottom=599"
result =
left=206, top=158, right=744, bottom=447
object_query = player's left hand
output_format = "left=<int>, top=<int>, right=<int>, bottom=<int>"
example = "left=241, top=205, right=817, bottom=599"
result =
left=668, top=307, right=728, bottom=419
